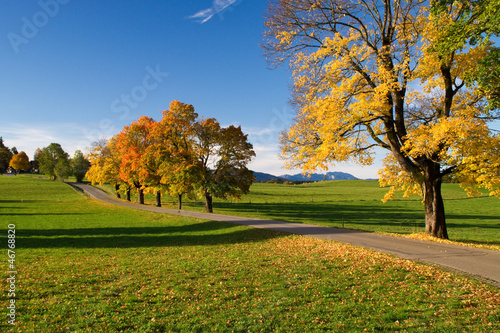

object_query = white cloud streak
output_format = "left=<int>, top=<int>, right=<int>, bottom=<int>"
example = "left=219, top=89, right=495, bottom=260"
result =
left=189, top=0, right=240, bottom=23
left=0, top=123, right=108, bottom=159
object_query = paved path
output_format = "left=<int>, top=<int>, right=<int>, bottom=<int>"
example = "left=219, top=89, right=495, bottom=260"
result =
left=71, top=183, right=500, bottom=288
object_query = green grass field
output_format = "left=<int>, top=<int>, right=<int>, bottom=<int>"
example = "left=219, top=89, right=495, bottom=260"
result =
left=105, top=179, right=500, bottom=247
left=1, top=175, right=499, bottom=332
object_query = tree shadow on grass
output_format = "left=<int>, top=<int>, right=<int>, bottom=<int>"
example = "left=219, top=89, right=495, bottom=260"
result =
left=217, top=201, right=500, bottom=224
left=213, top=202, right=500, bottom=246
left=0, top=206, right=27, bottom=210
left=17, top=221, right=286, bottom=249
left=0, top=212, right=89, bottom=216
left=217, top=201, right=425, bottom=226
left=0, top=200, right=46, bottom=203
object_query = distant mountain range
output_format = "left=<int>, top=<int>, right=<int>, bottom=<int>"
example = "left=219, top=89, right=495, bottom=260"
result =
left=253, top=171, right=358, bottom=182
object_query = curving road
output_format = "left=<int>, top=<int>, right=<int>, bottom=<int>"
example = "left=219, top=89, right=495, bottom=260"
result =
left=70, top=182, right=500, bottom=288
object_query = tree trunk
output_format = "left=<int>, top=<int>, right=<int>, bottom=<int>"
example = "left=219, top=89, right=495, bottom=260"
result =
left=126, top=189, right=131, bottom=201
left=205, top=191, right=213, bottom=213
left=115, top=184, right=121, bottom=199
left=422, top=164, right=448, bottom=239
left=155, top=191, right=161, bottom=207
left=178, top=194, right=182, bottom=211
left=138, top=188, right=144, bottom=205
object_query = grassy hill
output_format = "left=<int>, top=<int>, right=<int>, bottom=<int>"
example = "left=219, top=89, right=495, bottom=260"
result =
left=1, top=175, right=498, bottom=332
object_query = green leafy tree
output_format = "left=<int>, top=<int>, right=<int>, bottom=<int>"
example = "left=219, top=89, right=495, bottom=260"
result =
left=0, top=137, right=13, bottom=173
left=55, top=159, right=71, bottom=180
left=71, top=150, right=90, bottom=183
left=431, top=0, right=500, bottom=48
left=37, top=143, right=70, bottom=181
left=431, top=0, right=500, bottom=110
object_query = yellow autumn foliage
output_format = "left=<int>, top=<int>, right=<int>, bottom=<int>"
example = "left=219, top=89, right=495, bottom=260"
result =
left=265, top=0, right=500, bottom=238
left=270, top=1, right=499, bottom=199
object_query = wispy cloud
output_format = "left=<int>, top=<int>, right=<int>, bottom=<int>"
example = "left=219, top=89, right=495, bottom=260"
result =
left=0, top=122, right=111, bottom=159
left=247, top=142, right=287, bottom=176
left=189, top=0, right=240, bottom=23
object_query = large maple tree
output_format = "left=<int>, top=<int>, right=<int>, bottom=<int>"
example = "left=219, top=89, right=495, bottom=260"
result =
left=263, top=0, right=500, bottom=239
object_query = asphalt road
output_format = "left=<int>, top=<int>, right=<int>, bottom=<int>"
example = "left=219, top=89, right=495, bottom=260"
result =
left=70, top=183, right=500, bottom=288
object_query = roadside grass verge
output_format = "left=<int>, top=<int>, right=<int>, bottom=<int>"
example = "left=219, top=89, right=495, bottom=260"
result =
left=99, top=180, right=500, bottom=248
left=1, top=175, right=499, bottom=331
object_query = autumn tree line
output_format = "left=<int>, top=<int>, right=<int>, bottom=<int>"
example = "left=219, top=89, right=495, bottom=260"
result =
left=86, top=101, right=255, bottom=213
left=1, top=101, right=255, bottom=213
left=0, top=137, right=89, bottom=182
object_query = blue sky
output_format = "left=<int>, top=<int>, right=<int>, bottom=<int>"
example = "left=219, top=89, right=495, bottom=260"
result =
left=0, top=0, right=382, bottom=178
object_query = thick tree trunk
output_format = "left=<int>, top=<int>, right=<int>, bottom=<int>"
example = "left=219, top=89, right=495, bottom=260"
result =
left=126, top=189, right=131, bottom=201
left=178, top=194, right=182, bottom=211
left=138, top=188, right=144, bottom=205
left=115, top=184, right=121, bottom=199
left=155, top=191, right=161, bottom=207
left=422, top=164, right=448, bottom=239
left=205, top=191, right=213, bottom=213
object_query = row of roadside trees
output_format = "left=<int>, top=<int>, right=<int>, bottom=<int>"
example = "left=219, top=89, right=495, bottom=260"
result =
left=86, top=101, right=256, bottom=213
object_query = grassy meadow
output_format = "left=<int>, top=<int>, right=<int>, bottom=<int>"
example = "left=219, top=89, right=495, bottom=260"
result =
left=106, top=179, right=500, bottom=248
left=0, top=175, right=499, bottom=332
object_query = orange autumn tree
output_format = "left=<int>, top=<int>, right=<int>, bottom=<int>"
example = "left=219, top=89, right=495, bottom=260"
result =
left=264, top=0, right=500, bottom=239
left=139, top=121, right=166, bottom=207
left=9, top=151, right=30, bottom=174
left=116, top=116, right=156, bottom=205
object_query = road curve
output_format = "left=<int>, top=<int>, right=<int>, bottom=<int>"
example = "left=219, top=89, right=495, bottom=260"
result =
left=70, top=182, right=500, bottom=288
